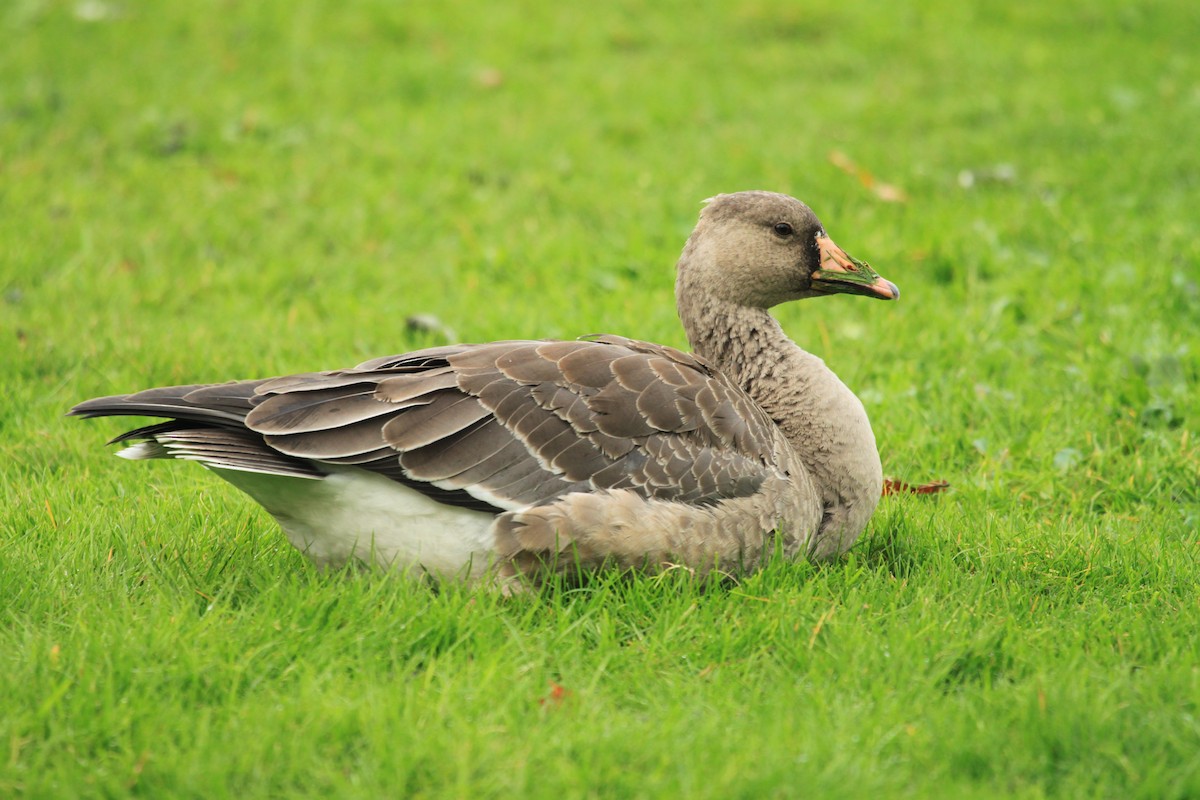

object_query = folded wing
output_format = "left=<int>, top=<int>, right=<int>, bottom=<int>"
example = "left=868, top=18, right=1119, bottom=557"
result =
left=72, top=338, right=788, bottom=514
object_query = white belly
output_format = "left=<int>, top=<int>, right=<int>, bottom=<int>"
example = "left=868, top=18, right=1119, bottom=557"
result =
left=212, top=465, right=498, bottom=580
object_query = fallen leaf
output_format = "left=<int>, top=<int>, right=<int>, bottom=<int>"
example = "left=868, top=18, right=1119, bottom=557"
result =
left=882, top=479, right=950, bottom=497
left=405, top=313, right=458, bottom=342
left=538, top=681, right=574, bottom=707
left=828, top=150, right=908, bottom=203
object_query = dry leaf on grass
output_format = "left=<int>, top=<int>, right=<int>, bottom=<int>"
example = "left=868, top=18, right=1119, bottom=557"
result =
left=538, top=681, right=574, bottom=708
left=882, top=478, right=950, bottom=496
left=828, top=150, right=908, bottom=203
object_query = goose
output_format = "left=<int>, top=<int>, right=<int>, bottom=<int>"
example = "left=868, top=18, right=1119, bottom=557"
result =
left=70, top=191, right=899, bottom=585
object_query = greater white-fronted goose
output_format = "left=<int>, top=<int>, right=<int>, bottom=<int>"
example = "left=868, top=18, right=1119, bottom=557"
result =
left=71, top=191, right=899, bottom=584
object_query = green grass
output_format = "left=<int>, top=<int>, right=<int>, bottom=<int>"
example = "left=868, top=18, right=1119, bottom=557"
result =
left=3, top=0, right=1199, bottom=796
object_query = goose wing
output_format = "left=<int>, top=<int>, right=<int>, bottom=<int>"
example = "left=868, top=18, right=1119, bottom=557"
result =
left=247, top=337, right=784, bottom=511
left=72, top=338, right=787, bottom=513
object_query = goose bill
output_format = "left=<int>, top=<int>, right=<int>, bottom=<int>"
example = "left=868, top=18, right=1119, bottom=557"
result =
left=811, top=235, right=900, bottom=300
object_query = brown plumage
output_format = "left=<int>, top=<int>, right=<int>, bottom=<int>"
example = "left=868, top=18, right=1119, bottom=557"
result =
left=70, top=191, right=899, bottom=584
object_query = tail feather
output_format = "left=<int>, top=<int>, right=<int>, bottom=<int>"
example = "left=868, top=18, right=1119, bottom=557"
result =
left=121, top=428, right=325, bottom=478
left=70, top=381, right=324, bottom=479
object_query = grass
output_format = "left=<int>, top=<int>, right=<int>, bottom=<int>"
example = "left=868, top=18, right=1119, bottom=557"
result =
left=3, top=0, right=1199, bottom=796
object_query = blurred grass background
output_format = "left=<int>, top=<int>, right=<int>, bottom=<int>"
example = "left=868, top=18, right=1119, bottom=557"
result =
left=2, top=0, right=1199, bottom=797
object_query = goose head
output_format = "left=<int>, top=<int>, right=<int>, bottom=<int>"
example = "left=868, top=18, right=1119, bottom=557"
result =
left=677, top=191, right=899, bottom=309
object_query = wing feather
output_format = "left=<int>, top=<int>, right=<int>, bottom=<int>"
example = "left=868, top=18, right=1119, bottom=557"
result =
left=74, top=338, right=788, bottom=514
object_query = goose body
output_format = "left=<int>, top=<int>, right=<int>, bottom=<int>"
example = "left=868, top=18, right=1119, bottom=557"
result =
left=71, top=192, right=899, bottom=584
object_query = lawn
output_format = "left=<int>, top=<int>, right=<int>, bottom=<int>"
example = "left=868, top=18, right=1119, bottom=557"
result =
left=3, top=0, right=1199, bottom=797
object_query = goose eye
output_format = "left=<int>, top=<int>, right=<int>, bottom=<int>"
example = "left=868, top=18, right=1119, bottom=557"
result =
left=772, top=222, right=794, bottom=238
